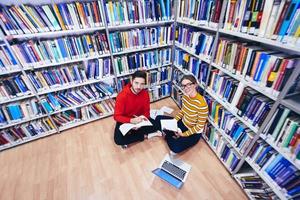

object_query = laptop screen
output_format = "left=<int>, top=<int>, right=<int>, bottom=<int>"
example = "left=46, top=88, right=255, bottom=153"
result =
left=152, top=168, right=184, bottom=189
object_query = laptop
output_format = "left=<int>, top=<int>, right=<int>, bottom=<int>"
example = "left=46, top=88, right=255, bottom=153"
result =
left=152, top=154, right=191, bottom=189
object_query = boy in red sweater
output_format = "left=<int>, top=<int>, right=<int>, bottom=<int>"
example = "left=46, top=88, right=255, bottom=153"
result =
left=114, top=71, right=159, bottom=148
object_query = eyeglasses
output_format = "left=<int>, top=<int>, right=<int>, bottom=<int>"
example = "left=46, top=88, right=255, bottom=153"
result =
left=181, top=82, right=194, bottom=89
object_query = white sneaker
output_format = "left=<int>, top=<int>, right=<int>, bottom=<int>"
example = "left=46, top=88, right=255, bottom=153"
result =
left=169, top=151, right=177, bottom=159
left=147, top=131, right=163, bottom=139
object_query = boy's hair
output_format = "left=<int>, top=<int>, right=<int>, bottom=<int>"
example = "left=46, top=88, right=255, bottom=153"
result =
left=180, top=74, right=197, bottom=84
left=132, top=70, right=147, bottom=81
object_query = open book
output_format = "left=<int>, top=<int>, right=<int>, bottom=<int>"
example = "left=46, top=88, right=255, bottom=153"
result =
left=119, top=116, right=152, bottom=136
left=160, top=119, right=178, bottom=132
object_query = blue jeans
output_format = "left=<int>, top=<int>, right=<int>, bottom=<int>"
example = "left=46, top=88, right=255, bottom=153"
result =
left=154, top=115, right=201, bottom=153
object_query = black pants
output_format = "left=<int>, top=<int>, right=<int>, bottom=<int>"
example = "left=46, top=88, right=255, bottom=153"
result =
left=114, top=118, right=157, bottom=145
left=154, top=115, right=201, bottom=153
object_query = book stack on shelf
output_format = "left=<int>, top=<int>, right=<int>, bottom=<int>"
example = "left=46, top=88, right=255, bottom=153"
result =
left=172, top=0, right=300, bottom=199
left=0, top=0, right=175, bottom=151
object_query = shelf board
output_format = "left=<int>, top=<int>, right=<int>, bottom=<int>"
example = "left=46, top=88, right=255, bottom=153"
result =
left=37, top=76, right=114, bottom=95
left=0, top=93, right=35, bottom=105
left=112, top=43, right=172, bottom=56
left=108, top=20, right=174, bottom=31
left=59, top=113, right=113, bottom=132
left=5, top=26, right=106, bottom=40
left=245, top=157, right=288, bottom=200
left=219, top=29, right=300, bottom=55
left=260, top=134, right=300, bottom=170
left=24, top=53, right=110, bottom=70
left=206, top=88, right=259, bottom=133
left=116, top=63, right=172, bottom=78
left=176, top=19, right=218, bottom=32
left=0, top=114, right=48, bottom=130
left=0, top=129, right=57, bottom=151
left=281, top=94, right=300, bottom=115
left=0, top=67, right=22, bottom=76
left=49, top=93, right=117, bottom=116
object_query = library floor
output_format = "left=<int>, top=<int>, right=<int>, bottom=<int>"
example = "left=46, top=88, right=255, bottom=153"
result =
left=0, top=98, right=247, bottom=200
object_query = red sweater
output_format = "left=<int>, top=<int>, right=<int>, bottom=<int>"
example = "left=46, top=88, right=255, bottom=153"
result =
left=114, top=84, right=150, bottom=123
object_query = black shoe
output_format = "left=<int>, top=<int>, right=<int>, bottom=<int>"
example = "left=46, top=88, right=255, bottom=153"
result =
left=121, top=145, right=128, bottom=149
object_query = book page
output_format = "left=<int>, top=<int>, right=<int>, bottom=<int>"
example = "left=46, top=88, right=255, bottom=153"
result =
left=119, top=118, right=152, bottom=136
left=161, top=119, right=178, bottom=132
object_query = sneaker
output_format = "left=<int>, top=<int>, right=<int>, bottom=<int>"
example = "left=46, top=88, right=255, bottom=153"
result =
left=169, top=151, right=177, bottom=159
left=147, top=131, right=163, bottom=139
left=121, top=145, right=128, bottom=149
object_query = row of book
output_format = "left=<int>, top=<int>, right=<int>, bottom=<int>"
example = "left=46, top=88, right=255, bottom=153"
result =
left=171, top=85, right=183, bottom=106
left=11, top=32, right=109, bottom=67
left=0, top=118, right=55, bottom=146
left=234, top=171, right=277, bottom=199
left=27, top=58, right=113, bottom=92
left=214, top=38, right=297, bottom=97
left=0, top=1, right=105, bottom=35
left=248, top=139, right=300, bottom=198
left=147, top=67, right=171, bottom=86
left=175, top=26, right=214, bottom=57
left=109, top=26, right=172, bottom=53
left=203, top=125, right=241, bottom=172
left=114, top=48, right=171, bottom=75
left=174, top=49, right=209, bottom=85
left=222, top=0, right=300, bottom=45
left=149, top=82, right=171, bottom=101
left=0, top=74, right=31, bottom=102
left=39, top=83, right=115, bottom=114
left=0, top=98, right=45, bottom=125
left=104, top=0, right=173, bottom=25
left=52, top=99, right=115, bottom=127
left=0, top=44, right=18, bottom=71
left=177, top=0, right=222, bottom=27
left=208, top=70, right=273, bottom=129
left=205, top=96, right=255, bottom=156
left=0, top=81, right=115, bottom=126
left=263, top=105, right=300, bottom=162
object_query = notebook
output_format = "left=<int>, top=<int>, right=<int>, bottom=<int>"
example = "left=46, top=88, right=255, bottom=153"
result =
left=152, top=154, right=191, bottom=189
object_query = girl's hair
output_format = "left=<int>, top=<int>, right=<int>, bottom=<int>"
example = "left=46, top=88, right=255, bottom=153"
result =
left=180, top=74, right=197, bottom=84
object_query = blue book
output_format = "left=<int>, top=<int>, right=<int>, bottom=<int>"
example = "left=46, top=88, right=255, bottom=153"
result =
left=7, top=104, right=23, bottom=120
left=255, top=146, right=272, bottom=165
left=41, top=99, right=53, bottom=113
left=253, top=53, right=270, bottom=82
left=3, top=46, right=17, bottom=65
left=265, top=154, right=282, bottom=173
left=57, top=38, right=68, bottom=59
left=47, top=93, right=61, bottom=109
left=232, top=125, right=245, bottom=141
left=278, top=1, right=300, bottom=41
left=14, top=76, right=28, bottom=93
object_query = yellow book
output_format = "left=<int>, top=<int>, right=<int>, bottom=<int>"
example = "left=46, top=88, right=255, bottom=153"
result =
left=35, top=71, right=50, bottom=89
left=86, top=35, right=94, bottom=54
left=75, top=2, right=87, bottom=28
left=52, top=4, right=66, bottom=30
left=22, top=5, right=48, bottom=32
left=108, top=1, right=115, bottom=24
left=215, top=104, right=220, bottom=123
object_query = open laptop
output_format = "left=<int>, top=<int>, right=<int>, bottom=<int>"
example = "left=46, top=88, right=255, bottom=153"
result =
left=152, top=154, right=191, bottom=189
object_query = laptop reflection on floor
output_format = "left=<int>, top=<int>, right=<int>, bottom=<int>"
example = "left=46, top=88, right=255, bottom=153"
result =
left=152, top=154, right=192, bottom=189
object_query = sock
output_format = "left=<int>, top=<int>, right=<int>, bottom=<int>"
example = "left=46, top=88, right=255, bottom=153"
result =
left=147, top=131, right=163, bottom=139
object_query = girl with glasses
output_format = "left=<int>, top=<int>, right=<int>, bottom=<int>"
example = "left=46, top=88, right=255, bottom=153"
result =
left=154, top=74, right=208, bottom=156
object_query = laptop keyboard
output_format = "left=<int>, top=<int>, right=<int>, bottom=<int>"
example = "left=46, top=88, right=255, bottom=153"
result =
left=162, top=160, right=186, bottom=180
